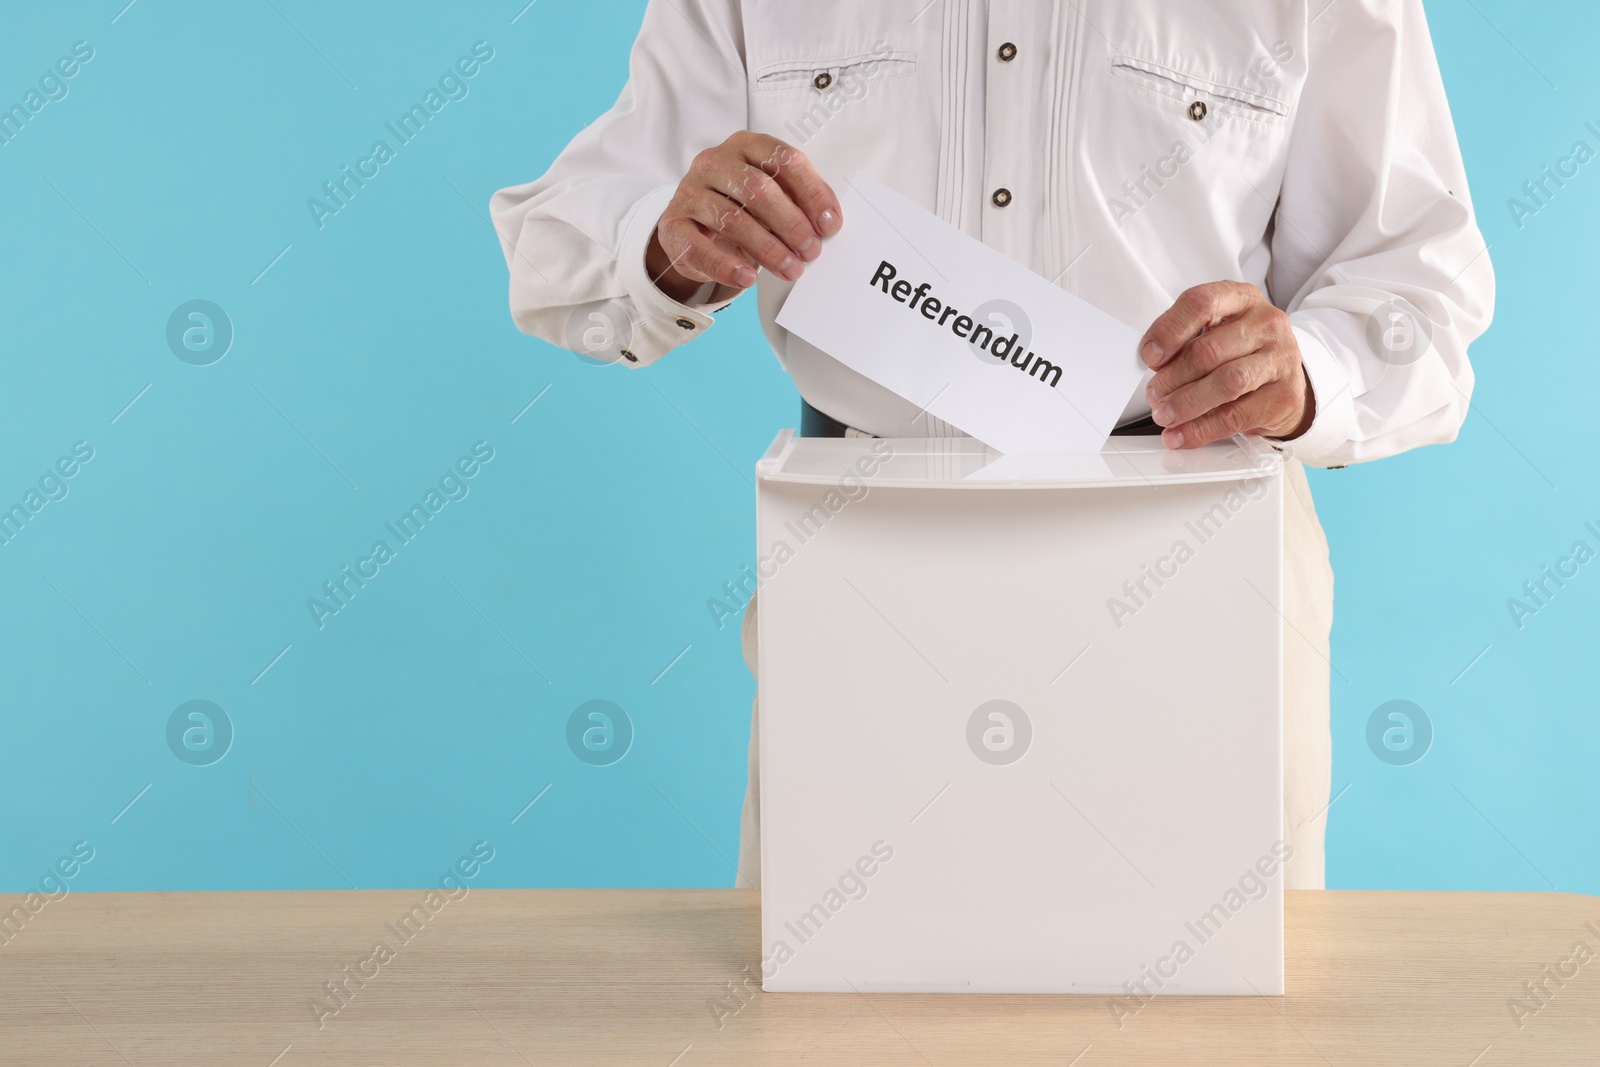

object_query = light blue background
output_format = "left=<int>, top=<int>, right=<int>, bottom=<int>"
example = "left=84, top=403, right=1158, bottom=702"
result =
left=0, top=0, right=1592, bottom=895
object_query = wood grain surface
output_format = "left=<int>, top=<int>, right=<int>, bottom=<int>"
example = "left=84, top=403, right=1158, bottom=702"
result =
left=2, top=888, right=1597, bottom=1065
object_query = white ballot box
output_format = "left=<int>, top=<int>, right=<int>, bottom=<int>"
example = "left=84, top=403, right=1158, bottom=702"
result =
left=754, top=430, right=1285, bottom=995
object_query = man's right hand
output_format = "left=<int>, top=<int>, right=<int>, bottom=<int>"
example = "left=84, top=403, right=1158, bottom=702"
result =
left=645, top=132, right=842, bottom=304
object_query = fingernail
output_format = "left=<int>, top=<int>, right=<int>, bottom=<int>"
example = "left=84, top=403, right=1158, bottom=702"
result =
left=1141, top=340, right=1163, bottom=367
left=733, top=264, right=758, bottom=288
left=778, top=254, right=803, bottom=281
left=1153, top=403, right=1174, bottom=425
left=1164, top=428, right=1184, bottom=448
left=799, top=236, right=823, bottom=261
left=1145, top=383, right=1163, bottom=404
left=818, top=209, right=840, bottom=235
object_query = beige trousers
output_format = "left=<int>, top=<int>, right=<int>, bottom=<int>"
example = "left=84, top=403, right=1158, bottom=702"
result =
left=734, top=457, right=1335, bottom=891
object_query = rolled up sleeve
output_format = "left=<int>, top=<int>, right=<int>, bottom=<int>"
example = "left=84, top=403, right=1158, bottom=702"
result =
left=1267, top=0, right=1494, bottom=467
left=489, top=0, right=747, bottom=367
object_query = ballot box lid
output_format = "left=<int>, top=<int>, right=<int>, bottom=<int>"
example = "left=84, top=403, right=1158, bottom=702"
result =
left=756, top=430, right=1282, bottom=490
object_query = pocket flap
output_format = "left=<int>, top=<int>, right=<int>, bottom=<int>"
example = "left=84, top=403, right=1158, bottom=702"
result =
left=1111, top=55, right=1289, bottom=117
left=753, top=48, right=917, bottom=91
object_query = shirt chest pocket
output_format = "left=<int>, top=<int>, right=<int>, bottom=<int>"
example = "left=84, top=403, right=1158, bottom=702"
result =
left=747, top=44, right=923, bottom=160
left=1080, top=43, right=1298, bottom=240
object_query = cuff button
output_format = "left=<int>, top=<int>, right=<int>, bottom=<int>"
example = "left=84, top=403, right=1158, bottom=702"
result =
left=621, top=348, right=638, bottom=363
left=675, top=317, right=697, bottom=330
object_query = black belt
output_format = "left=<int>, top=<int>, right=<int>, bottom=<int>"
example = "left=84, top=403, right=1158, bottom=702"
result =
left=799, top=398, right=1161, bottom=438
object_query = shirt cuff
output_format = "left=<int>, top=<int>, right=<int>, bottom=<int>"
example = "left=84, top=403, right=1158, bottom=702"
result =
left=1273, top=324, right=1357, bottom=468
left=612, top=184, right=724, bottom=367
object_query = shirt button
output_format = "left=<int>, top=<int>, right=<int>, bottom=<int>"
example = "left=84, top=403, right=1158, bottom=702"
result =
left=621, top=348, right=638, bottom=363
left=813, top=71, right=833, bottom=91
left=991, top=187, right=1013, bottom=208
left=675, top=317, right=696, bottom=330
left=1187, top=100, right=1208, bottom=121
left=997, top=42, right=1018, bottom=62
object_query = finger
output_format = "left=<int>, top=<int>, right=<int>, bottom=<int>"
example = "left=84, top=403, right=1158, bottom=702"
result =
left=1147, top=317, right=1259, bottom=401
left=705, top=229, right=758, bottom=270
left=735, top=134, right=843, bottom=237
left=691, top=190, right=807, bottom=282
left=1164, top=388, right=1280, bottom=450
left=1151, top=349, right=1275, bottom=429
left=658, top=218, right=758, bottom=290
left=1139, top=282, right=1259, bottom=369
left=719, top=160, right=825, bottom=266
left=685, top=145, right=815, bottom=264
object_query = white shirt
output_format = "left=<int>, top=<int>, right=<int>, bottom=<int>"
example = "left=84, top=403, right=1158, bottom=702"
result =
left=490, top=0, right=1494, bottom=468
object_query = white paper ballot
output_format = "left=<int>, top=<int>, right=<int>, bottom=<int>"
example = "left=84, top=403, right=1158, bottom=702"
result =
left=777, top=172, right=1145, bottom=454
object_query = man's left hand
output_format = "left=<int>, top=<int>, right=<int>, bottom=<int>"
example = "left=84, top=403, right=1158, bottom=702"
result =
left=1138, top=281, right=1315, bottom=449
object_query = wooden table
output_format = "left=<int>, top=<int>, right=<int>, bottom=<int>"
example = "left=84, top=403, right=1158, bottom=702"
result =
left=2, top=889, right=1596, bottom=1065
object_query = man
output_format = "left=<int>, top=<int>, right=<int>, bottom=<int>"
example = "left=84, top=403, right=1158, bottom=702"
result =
left=491, top=0, right=1494, bottom=891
